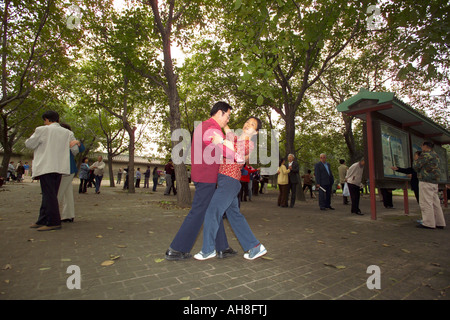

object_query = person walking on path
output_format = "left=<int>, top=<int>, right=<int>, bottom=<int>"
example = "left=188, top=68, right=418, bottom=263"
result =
left=91, top=156, right=105, bottom=194
left=165, top=102, right=237, bottom=261
left=277, top=159, right=290, bottom=207
left=314, top=153, right=335, bottom=211
left=239, top=163, right=257, bottom=202
left=338, top=159, right=349, bottom=205
left=194, top=117, right=267, bottom=261
left=345, top=158, right=365, bottom=215
left=135, top=168, right=141, bottom=188
left=413, top=141, right=446, bottom=229
left=152, top=167, right=159, bottom=191
left=287, top=154, right=300, bottom=208
left=164, top=159, right=176, bottom=195
left=301, top=170, right=314, bottom=199
left=25, top=111, right=77, bottom=231
left=117, top=168, right=122, bottom=185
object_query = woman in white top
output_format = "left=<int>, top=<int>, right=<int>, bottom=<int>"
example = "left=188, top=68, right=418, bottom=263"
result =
left=345, top=158, right=365, bottom=215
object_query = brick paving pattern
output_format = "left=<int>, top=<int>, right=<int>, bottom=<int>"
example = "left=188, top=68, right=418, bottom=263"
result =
left=1, top=180, right=449, bottom=301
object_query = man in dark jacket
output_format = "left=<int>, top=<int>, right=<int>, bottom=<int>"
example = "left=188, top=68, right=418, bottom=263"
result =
left=287, top=154, right=300, bottom=208
left=314, top=153, right=335, bottom=211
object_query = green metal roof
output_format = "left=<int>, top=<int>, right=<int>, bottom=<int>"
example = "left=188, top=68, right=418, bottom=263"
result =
left=337, top=88, right=450, bottom=144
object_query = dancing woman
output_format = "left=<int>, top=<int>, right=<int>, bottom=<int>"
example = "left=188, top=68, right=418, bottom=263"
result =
left=194, top=117, right=267, bottom=261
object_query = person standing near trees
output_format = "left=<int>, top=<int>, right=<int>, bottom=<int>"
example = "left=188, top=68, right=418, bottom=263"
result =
left=152, top=167, right=159, bottom=191
left=314, top=153, right=335, bottom=211
left=277, top=159, right=290, bottom=207
left=287, top=154, right=300, bottom=208
left=413, top=141, right=446, bottom=229
left=345, top=158, right=365, bottom=215
left=91, top=155, right=105, bottom=194
left=143, top=165, right=151, bottom=188
left=338, top=159, right=349, bottom=205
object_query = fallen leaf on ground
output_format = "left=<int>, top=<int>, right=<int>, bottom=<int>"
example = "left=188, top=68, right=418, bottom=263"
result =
left=101, top=260, right=115, bottom=266
left=401, top=249, right=411, bottom=253
left=2, top=264, right=12, bottom=270
left=116, top=244, right=127, bottom=248
left=261, top=256, right=273, bottom=260
left=324, top=263, right=346, bottom=269
left=96, top=235, right=103, bottom=238
left=431, top=262, right=441, bottom=267
left=39, top=267, right=51, bottom=271
left=154, top=258, right=165, bottom=263
left=180, top=296, right=190, bottom=300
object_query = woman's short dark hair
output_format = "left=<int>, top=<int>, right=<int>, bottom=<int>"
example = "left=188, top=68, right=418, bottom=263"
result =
left=82, top=157, right=88, bottom=163
left=210, top=101, right=232, bottom=117
left=42, top=110, right=60, bottom=123
left=279, top=158, right=285, bottom=166
left=60, top=122, right=72, bottom=131
left=246, top=116, right=262, bottom=132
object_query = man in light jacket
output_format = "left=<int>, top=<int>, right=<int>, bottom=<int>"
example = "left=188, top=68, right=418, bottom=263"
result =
left=25, top=111, right=78, bottom=231
left=91, top=156, right=106, bottom=194
left=345, top=158, right=365, bottom=215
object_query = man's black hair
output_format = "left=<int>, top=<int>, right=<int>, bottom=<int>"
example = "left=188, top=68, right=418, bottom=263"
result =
left=423, top=141, right=434, bottom=149
left=42, top=110, right=60, bottom=123
left=210, top=101, right=232, bottom=117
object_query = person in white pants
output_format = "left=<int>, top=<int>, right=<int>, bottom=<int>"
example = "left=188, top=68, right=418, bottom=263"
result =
left=58, top=123, right=82, bottom=223
left=413, top=141, right=446, bottom=229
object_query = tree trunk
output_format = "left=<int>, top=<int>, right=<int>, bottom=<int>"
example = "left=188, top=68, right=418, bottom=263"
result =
left=284, top=105, right=305, bottom=202
left=107, top=153, right=115, bottom=187
left=158, top=12, right=191, bottom=207
left=342, top=113, right=360, bottom=164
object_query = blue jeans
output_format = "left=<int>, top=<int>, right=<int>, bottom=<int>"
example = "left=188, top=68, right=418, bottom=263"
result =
left=202, top=174, right=259, bottom=254
left=95, top=175, right=103, bottom=193
left=170, top=182, right=229, bottom=253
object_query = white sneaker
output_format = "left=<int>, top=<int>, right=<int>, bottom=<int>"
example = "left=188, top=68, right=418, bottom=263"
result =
left=244, top=244, right=267, bottom=260
left=194, top=250, right=216, bottom=260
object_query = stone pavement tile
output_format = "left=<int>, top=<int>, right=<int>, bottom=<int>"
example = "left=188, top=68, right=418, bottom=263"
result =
left=1, top=181, right=450, bottom=301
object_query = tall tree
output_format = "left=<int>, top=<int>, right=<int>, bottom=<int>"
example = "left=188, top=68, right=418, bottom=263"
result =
left=0, top=0, right=85, bottom=176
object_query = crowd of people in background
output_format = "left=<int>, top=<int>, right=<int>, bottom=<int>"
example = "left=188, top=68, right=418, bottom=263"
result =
left=1, top=109, right=448, bottom=236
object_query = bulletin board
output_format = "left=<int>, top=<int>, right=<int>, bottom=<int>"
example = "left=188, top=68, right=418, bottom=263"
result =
left=380, top=123, right=409, bottom=179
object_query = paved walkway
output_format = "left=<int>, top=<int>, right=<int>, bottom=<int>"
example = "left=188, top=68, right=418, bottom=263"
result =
left=1, top=179, right=449, bottom=302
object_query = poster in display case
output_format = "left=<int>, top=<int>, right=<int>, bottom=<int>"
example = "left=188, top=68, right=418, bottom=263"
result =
left=380, top=123, right=409, bottom=179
